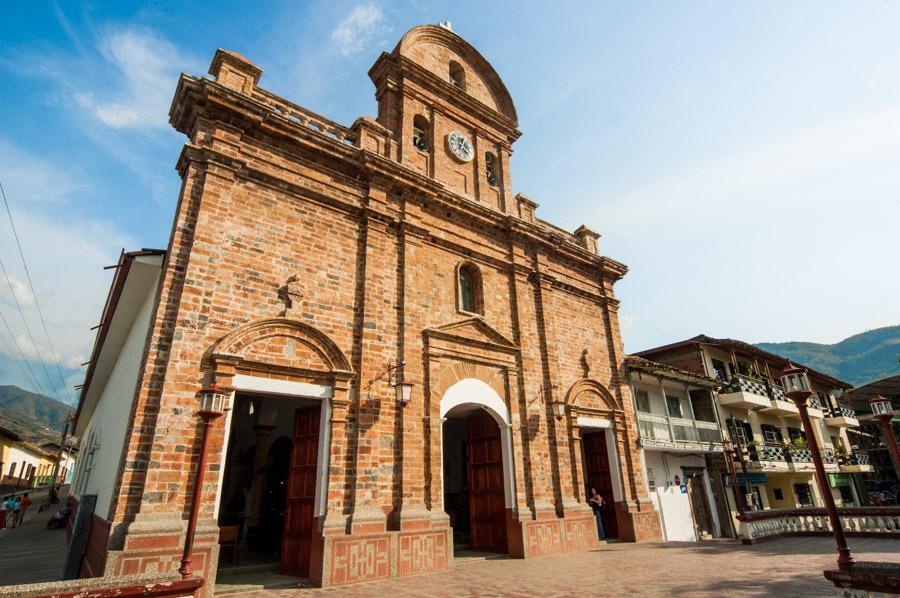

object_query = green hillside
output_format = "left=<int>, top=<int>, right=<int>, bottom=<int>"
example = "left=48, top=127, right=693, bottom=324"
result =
left=0, top=385, right=71, bottom=441
left=757, top=325, right=900, bottom=387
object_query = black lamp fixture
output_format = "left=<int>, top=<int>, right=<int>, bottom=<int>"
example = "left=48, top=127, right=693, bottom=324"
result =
left=368, top=360, right=414, bottom=407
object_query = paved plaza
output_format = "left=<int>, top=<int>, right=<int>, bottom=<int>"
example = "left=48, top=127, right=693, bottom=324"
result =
left=232, top=538, right=900, bottom=598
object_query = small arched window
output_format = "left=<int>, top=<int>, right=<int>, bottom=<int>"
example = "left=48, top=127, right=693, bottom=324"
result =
left=449, top=61, right=466, bottom=90
left=458, top=262, right=483, bottom=314
left=412, top=114, right=430, bottom=151
left=485, top=152, right=498, bottom=186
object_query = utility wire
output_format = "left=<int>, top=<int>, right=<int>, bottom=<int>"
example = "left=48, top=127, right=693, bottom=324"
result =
left=0, top=308, right=49, bottom=397
left=0, top=180, right=74, bottom=403
left=0, top=254, right=64, bottom=403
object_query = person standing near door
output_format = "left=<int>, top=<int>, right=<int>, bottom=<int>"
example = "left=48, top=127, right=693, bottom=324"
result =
left=589, top=487, right=605, bottom=540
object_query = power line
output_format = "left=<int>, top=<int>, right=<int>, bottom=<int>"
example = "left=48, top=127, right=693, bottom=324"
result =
left=0, top=309, right=49, bottom=397
left=0, top=253, right=64, bottom=404
left=0, top=180, right=74, bottom=403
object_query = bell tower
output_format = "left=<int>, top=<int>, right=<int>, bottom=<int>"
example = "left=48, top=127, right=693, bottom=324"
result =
left=369, top=23, right=521, bottom=212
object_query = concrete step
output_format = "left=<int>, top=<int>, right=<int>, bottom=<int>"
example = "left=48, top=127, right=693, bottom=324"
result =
left=215, top=568, right=308, bottom=595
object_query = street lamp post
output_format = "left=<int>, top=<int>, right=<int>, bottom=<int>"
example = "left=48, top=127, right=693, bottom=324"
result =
left=781, top=364, right=854, bottom=572
left=869, top=395, right=900, bottom=477
left=179, top=384, right=226, bottom=579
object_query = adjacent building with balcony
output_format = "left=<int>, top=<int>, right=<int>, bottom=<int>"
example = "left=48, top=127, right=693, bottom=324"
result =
left=635, top=335, right=872, bottom=527
left=847, top=374, right=900, bottom=498
left=624, top=357, right=730, bottom=541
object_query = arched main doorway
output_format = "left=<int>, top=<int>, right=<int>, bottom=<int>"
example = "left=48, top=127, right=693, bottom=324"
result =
left=440, top=378, right=513, bottom=555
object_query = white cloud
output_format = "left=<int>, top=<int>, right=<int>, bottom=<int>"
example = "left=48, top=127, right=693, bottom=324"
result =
left=0, top=139, right=81, bottom=206
left=331, top=4, right=387, bottom=56
left=0, top=138, right=133, bottom=400
left=601, top=106, right=900, bottom=230
left=77, top=27, right=201, bottom=130
left=0, top=273, right=35, bottom=308
left=618, top=313, right=637, bottom=337
left=3, top=26, right=199, bottom=132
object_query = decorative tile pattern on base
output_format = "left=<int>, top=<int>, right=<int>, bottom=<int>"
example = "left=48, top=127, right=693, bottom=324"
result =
left=397, top=530, right=449, bottom=576
left=329, top=536, right=391, bottom=585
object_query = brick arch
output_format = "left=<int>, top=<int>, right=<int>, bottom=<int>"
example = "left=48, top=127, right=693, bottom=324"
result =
left=430, top=361, right=505, bottom=403
left=565, top=379, right=622, bottom=412
left=394, top=24, right=518, bottom=122
left=211, top=317, right=352, bottom=372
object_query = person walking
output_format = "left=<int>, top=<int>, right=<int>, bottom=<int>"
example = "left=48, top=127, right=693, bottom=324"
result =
left=0, top=496, right=7, bottom=529
left=10, top=496, right=22, bottom=528
left=3, top=496, right=15, bottom=529
left=16, top=493, right=31, bottom=527
left=589, top=487, right=606, bottom=541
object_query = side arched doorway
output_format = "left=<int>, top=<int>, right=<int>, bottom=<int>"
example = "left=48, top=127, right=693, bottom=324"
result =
left=440, top=378, right=514, bottom=555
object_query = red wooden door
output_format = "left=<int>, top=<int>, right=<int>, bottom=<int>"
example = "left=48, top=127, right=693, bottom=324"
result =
left=467, top=410, right=507, bottom=553
left=582, top=431, right=619, bottom=539
left=280, top=404, right=320, bottom=576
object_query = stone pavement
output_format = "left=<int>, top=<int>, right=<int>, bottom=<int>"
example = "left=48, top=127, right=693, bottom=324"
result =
left=237, top=538, right=900, bottom=597
left=0, top=487, right=69, bottom=586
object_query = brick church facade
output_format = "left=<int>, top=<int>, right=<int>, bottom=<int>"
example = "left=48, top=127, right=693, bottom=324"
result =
left=72, top=24, right=661, bottom=590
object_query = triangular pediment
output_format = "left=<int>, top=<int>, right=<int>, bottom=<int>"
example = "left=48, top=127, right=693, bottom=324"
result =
left=424, top=317, right=517, bottom=350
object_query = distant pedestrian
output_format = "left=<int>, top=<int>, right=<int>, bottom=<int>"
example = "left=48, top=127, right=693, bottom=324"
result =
left=589, top=487, right=606, bottom=540
left=3, top=496, right=15, bottom=529
left=0, top=496, right=7, bottom=529
left=16, top=493, right=31, bottom=526
left=10, top=497, right=21, bottom=528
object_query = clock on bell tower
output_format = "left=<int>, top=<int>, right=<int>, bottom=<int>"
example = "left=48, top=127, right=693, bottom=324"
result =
left=369, top=23, right=521, bottom=213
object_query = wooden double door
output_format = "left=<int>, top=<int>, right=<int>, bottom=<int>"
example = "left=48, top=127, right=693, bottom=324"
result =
left=684, top=468, right=715, bottom=539
left=280, top=404, right=320, bottom=576
left=466, top=410, right=508, bottom=553
left=582, top=430, right=619, bottom=539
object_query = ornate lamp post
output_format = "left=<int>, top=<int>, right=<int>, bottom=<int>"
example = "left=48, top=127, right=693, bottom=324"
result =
left=781, top=364, right=854, bottom=571
left=870, top=395, right=900, bottom=477
left=179, top=384, right=227, bottom=579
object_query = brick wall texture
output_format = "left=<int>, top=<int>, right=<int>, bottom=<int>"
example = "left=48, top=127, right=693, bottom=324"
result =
left=98, top=25, right=660, bottom=589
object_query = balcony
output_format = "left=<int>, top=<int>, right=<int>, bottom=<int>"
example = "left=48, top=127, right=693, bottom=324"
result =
left=636, top=412, right=722, bottom=452
left=786, top=446, right=815, bottom=472
left=824, top=404, right=859, bottom=428
left=746, top=443, right=789, bottom=471
left=838, top=451, right=873, bottom=473
left=807, top=396, right=824, bottom=419
left=719, top=374, right=774, bottom=409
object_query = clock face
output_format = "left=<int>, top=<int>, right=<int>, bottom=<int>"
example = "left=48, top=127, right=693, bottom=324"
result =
left=446, top=131, right=474, bottom=162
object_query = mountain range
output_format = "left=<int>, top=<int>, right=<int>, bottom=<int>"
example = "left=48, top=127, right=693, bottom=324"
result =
left=0, top=384, right=71, bottom=444
left=756, top=325, right=900, bottom=387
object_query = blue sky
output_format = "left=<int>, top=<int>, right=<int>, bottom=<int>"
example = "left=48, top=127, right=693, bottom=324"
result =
left=1, top=1, right=899, bottom=404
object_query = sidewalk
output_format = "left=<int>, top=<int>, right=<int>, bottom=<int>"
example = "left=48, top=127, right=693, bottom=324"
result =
left=0, top=487, right=69, bottom=586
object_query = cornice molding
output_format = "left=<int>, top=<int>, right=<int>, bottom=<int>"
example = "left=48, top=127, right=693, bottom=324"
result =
left=171, top=74, right=628, bottom=282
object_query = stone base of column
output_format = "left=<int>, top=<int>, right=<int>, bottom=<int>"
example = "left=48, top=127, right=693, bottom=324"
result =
left=104, top=514, right=220, bottom=598
left=614, top=499, right=662, bottom=542
left=311, top=514, right=452, bottom=588
left=518, top=508, right=599, bottom=558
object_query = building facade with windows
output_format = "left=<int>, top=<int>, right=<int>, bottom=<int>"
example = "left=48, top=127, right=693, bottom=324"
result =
left=847, top=374, right=900, bottom=501
left=69, top=24, right=661, bottom=590
left=635, top=336, right=872, bottom=527
left=624, top=357, right=730, bottom=541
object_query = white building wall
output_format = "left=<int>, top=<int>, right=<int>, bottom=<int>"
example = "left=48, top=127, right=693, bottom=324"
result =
left=644, top=450, right=718, bottom=542
left=74, top=285, right=156, bottom=520
left=4, top=445, right=43, bottom=480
